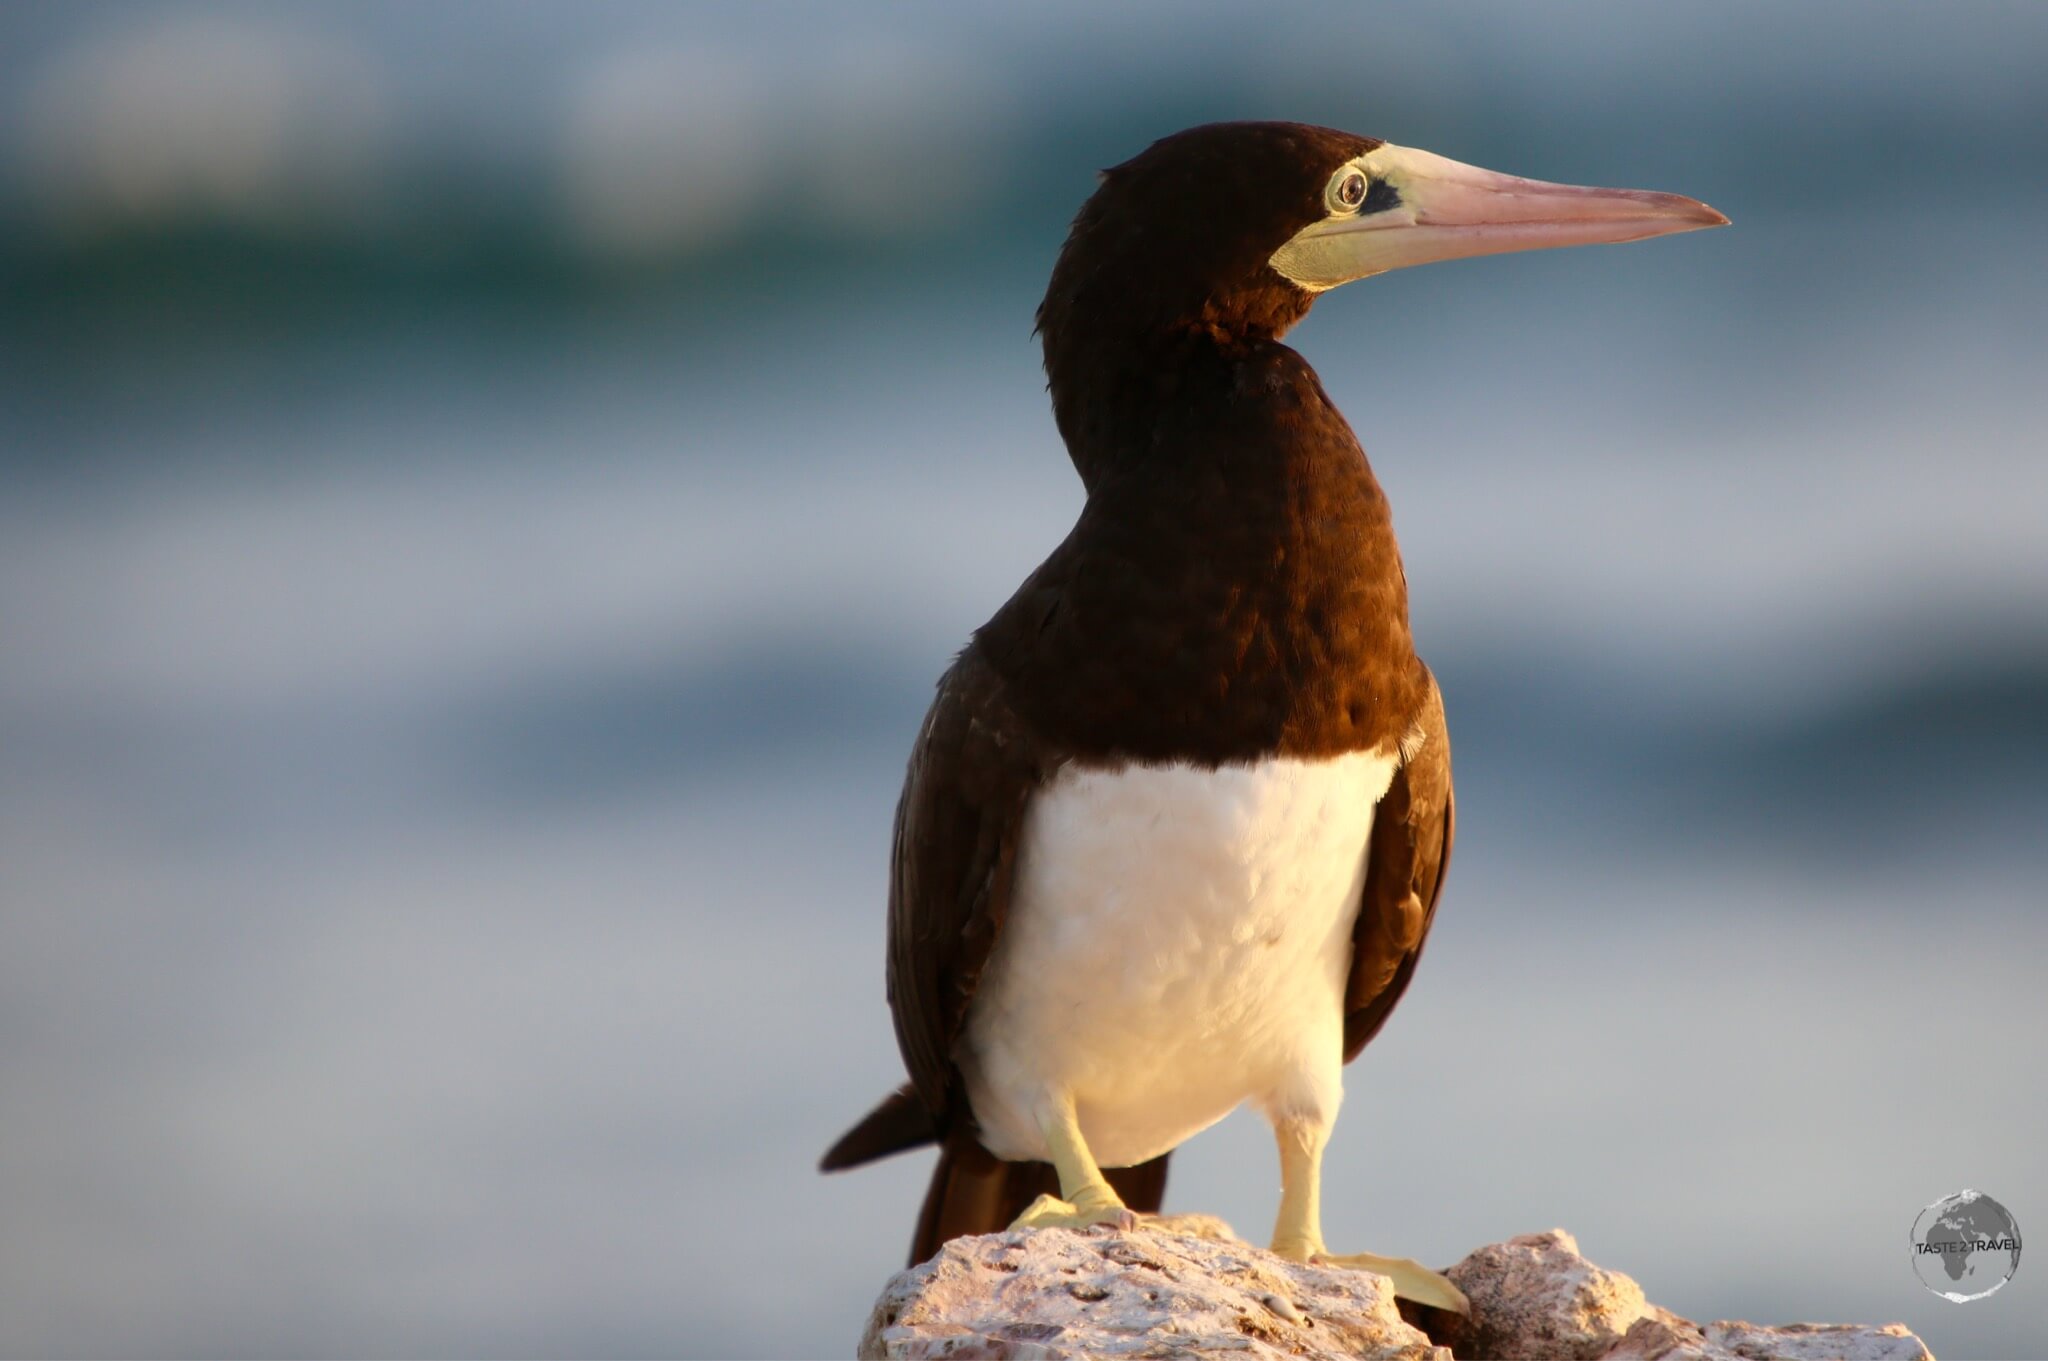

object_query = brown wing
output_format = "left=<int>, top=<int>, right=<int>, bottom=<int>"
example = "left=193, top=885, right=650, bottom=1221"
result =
left=844, top=641, right=1176, bottom=1263
left=887, top=643, right=1047, bottom=1123
left=1343, top=663, right=1454, bottom=1063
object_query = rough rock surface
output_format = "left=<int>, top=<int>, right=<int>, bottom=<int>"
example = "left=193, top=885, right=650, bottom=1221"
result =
left=859, top=1224, right=1443, bottom=1360
left=859, top=1224, right=1933, bottom=1361
left=1431, top=1231, right=1931, bottom=1361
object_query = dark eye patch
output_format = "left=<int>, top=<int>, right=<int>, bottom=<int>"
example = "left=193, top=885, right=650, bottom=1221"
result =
left=1360, top=177, right=1402, bottom=215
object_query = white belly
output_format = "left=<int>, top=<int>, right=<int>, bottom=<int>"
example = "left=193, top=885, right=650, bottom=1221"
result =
left=959, top=749, right=1397, bottom=1167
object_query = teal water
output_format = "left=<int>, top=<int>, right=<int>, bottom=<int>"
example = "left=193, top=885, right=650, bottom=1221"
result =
left=3, top=5, right=2045, bottom=1357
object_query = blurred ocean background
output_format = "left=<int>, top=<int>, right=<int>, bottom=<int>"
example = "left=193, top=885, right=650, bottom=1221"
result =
left=2, top=3, right=2043, bottom=1357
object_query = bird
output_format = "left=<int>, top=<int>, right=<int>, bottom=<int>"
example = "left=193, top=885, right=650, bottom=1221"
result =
left=820, top=121, right=1724, bottom=1312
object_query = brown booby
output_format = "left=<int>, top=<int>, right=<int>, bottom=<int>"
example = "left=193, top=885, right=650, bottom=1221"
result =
left=822, top=121, right=1724, bottom=1311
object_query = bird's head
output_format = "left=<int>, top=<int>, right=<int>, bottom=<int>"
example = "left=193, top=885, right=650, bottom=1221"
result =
left=1038, top=119, right=1725, bottom=382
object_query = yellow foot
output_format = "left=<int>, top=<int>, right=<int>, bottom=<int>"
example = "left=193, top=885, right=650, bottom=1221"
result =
left=1009, top=1192, right=1141, bottom=1234
left=1148, top=1211, right=1239, bottom=1242
left=1318, top=1251, right=1469, bottom=1314
left=1273, top=1240, right=1469, bottom=1314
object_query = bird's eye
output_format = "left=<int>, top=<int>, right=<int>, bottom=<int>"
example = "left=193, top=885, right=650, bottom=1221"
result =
left=1331, top=169, right=1370, bottom=212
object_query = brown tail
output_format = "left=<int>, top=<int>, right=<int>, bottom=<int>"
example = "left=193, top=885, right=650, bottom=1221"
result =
left=909, top=1127, right=1171, bottom=1268
left=820, top=1084, right=936, bottom=1172
left=823, top=1085, right=1171, bottom=1267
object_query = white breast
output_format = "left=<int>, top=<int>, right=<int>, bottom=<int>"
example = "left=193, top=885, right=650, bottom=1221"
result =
left=959, top=749, right=1398, bottom=1168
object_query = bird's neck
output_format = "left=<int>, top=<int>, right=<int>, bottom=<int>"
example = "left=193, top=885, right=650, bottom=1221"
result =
left=1038, top=258, right=1315, bottom=491
left=1062, top=333, right=1405, bottom=593
left=990, top=325, right=1424, bottom=762
left=1040, top=317, right=1305, bottom=491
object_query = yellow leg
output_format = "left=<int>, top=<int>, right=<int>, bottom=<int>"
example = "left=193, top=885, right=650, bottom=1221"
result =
left=1269, top=1116, right=1328, bottom=1262
left=1268, top=1116, right=1469, bottom=1314
left=1008, top=1093, right=1140, bottom=1233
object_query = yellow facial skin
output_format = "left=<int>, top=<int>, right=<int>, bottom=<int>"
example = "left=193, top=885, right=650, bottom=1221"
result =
left=1272, top=143, right=1727, bottom=290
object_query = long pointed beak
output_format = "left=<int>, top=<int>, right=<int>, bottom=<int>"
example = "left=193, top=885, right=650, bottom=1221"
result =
left=1270, top=144, right=1728, bottom=289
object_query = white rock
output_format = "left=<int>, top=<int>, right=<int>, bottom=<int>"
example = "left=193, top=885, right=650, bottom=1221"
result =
left=1439, top=1228, right=1651, bottom=1358
left=1436, top=1230, right=1934, bottom=1361
left=860, top=1223, right=1934, bottom=1361
left=858, top=1225, right=1446, bottom=1360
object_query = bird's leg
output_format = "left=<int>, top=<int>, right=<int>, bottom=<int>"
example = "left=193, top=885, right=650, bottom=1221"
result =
left=1008, top=1092, right=1140, bottom=1234
left=1267, top=1114, right=1469, bottom=1314
left=1267, top=1114, right=1330, bottom=1263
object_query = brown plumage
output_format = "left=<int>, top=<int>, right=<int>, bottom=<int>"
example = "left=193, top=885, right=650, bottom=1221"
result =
left=821, top=122, right=1454, bottom=1267
left=823, top=119, right=1725, bottom=1298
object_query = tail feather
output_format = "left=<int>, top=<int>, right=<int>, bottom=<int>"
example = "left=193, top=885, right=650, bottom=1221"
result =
left=908, top=1128, right=1171, bottom=1268
left=825, top=1086, right=1172, bottom=1267
left=820, top=1084, right=936, bottom=1171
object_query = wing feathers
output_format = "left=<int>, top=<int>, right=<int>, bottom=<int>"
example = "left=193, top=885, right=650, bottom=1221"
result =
left=1343, top=664, right=1453, bottom=1062
left=887, top=647, right=1046, bottom=1124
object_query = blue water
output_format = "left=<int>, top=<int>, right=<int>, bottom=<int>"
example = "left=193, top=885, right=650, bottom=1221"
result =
left=2, top=5, right=2044, bottom=1357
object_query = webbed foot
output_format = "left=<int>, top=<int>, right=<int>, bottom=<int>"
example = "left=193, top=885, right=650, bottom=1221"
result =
left=1009, top=1192, right=1141, bottom=1234
left=1273, top=1239, right=1468, bottom=1313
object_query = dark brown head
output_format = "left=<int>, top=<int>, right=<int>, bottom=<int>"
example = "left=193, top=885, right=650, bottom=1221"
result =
left=1036, top=120, right=1726, bottom=479
left=1036, top=122, right=1379, bottom=361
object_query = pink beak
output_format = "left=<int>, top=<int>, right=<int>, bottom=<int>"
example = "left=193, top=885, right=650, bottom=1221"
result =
left=1270, top=144, right=1727, bottom=288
